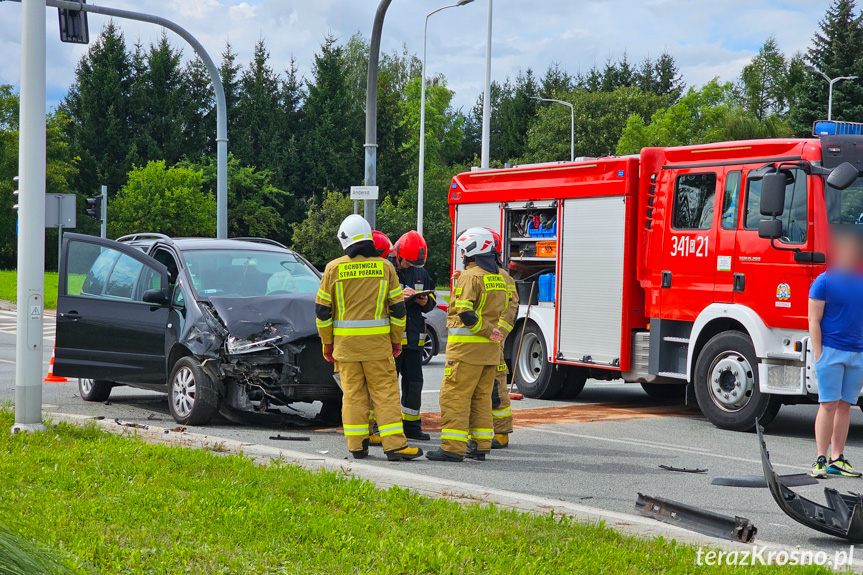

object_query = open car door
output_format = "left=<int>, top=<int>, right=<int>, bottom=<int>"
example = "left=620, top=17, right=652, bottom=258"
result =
left=54, top=233, right=170, bottom=384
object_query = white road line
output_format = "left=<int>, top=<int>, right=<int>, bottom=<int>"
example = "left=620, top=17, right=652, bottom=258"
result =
left=0, top=359, right=14, bottom=364
left=525, top=427, right=808, bottom=471
left=421, top=389, right=440, bottom=394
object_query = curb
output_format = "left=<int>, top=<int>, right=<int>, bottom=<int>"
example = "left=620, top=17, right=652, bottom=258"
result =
left=45, top=411, right=863, bottom=571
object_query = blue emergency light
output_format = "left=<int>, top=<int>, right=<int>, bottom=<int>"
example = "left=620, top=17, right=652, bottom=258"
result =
left=813, top=120, right=863, bottom=137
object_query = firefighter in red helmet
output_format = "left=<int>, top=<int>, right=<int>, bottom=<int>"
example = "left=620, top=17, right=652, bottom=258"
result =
left=373, top=231, right=394, bottom=259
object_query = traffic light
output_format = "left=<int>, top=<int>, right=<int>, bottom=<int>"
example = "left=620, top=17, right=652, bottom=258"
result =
left=85, top=196, right=101, bottom=221
left=12, top=176, right=19, bottom=212
left=58, top=0, right=89, bottom=45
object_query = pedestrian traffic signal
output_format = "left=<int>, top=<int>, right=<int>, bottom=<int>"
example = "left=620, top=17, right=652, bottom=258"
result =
left=12, top=176, right=19, bottom=212
left=85, top=197, right=101, bottom=220
left=58, top=0, right=89, bottom=45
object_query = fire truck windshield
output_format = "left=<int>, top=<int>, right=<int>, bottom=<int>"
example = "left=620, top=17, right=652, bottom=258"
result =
left=825, top=175, right=863, bottom=225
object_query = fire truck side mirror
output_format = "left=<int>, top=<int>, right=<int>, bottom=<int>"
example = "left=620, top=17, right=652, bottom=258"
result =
left=826, top=162, right=859, bottom=191
left=759, top=173, right=787, bottom=217
left=758, top=219, right=783, bottom=240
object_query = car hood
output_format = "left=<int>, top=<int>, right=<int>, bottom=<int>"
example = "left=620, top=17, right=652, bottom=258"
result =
left=205, top=293, right=319, bottom=343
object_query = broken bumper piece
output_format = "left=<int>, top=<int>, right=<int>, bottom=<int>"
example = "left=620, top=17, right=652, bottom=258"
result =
left=758, top=423, right=863, bottom=542
left=635, top=493, right=757, bottom=543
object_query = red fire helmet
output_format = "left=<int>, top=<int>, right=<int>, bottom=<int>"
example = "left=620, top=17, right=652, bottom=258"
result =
left=394, top=230, right=427, bottom=267
left=372, top=231, right=393, bottom=258
left=485, top=228, right=503, bottom=255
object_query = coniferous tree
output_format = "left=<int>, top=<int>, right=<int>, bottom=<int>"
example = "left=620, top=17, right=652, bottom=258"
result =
left=235, top=39, right=284, bottom=176
left=138, top=32, right=187, bottom=165
left=183, top=56, right=216, bottom=161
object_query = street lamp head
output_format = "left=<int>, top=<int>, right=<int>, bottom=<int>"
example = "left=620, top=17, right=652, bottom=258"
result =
left=456, top=0, right=475, bottom=5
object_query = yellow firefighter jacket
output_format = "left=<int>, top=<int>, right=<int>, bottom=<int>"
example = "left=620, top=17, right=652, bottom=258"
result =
left=446, top=263, right=508, bottom=365
left=316, top=255, right=405, bottom=362
left=498, top=266, right=519, bottom=338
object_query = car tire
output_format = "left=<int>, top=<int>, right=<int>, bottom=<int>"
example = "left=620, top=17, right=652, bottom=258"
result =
left=694, top=331, right=782, bottom=432
left=78, top=378, right=113, bottom=402
left=641, top=382, right=687, bottom=400
left=318, top=398, right=343, bottom=426
left=557, top=367, right=588, bottom=399
left=513, top=322, right=564, bottom=399
left=422, top=328, right=438, bottom=366
left=168, top=356, right=220, bottom=426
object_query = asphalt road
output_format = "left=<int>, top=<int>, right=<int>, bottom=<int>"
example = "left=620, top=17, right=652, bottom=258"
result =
left=3, top=320, right=863, bottom=555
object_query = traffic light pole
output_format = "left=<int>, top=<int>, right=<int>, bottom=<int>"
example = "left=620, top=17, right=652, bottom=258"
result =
left=100, top=185, right=107, bottom=238
left=13, top=0, right=47, bottom=434
left=5, top=0, right=229, bottom=238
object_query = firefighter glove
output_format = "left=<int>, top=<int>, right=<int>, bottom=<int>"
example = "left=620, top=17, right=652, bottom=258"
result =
left=392, top=342, right=402, bottom=358
left=323, top=343, right=334, bottom=363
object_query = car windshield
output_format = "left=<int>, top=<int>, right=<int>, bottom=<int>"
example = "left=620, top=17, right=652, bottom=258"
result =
left=825, top=175, right=863, bottom=225
left=182, top=249, right=320, bottom=298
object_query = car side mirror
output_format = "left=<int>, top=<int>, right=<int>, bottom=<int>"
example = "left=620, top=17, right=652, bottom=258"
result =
left=827, top=162, right=859, bottom=191
left=142, top=289, right=169, bottom=306
left=760, top=173, right=787, bottom=217
left=758, top=219, right=782, bottom=240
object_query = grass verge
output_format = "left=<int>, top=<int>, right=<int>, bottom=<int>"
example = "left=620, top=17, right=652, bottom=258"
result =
left=0, top=410, right=831, bottom=574
left=0, top=270, right=60, bottom=309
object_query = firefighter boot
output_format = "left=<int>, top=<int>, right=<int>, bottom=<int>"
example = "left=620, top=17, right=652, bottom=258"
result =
left=465, top=440, right=487, bottom=461
left=491, top=434, right=510, bottom=449
left=403, top=415, right=430, bottom=441
left=385, top=446, right=424, bottom=461
left=351, top=438, right=370, bottom=460
left=368, top=411, right=382, bottom=446
left=425, top=448, right=464, bottom=462
left=491, top=357, right=514, bottom=435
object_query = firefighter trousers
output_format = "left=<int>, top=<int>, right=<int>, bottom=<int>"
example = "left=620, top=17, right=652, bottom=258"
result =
left=396, top=348, right=425, bottom=434
left=439, top=361, right=496, bottom=455
left=336, top=358, right=408, bottom=453
left=491, top=347, right=513, bottom=434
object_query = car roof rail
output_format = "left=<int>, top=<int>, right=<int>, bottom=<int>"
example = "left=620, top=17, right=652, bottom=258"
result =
left=116, top=233, right=174, bottom=243
left=233, top=237, right=288, bottom=249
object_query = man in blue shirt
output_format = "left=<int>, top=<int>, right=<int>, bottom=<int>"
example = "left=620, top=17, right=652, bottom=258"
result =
left=809, top=230, right=863, bottom=478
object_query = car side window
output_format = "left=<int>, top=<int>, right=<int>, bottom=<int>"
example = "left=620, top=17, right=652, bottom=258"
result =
left=172, top=283, right=186, bottom=307
left=744, top=168, right=808, bottom=244
left=65, top=239, right=163, bottom=302
left=720, top=171, right=742, bottom=230
left=104, top=254, right=144, bottom=299
left=672, top=173, right=718, bottom=230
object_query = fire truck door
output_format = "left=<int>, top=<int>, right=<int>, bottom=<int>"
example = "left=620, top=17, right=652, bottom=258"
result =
left=733, top=168, right=813, bottom=329
left=714, top=170, right=743, bottom=302
left=660, top=169, right=720, bottom=321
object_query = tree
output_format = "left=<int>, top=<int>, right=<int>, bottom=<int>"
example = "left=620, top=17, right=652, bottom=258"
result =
left=791, top=0, right=863, bottom=132
left=291, top=191, right=355, bottom=266
left=109, top=161, right=215, bottom=238
left=234, top=39, right=284, bottom=176
left=219, top=42, right=243, bottom=140
left=136, top=33, right=187, bottom=165
left=182, top=56, right=216, bottom=161
left=739, top=36, right=799, bottom=119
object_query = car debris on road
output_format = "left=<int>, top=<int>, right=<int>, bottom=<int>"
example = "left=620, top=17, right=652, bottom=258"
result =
left=636, top=492, right=757, bottom=543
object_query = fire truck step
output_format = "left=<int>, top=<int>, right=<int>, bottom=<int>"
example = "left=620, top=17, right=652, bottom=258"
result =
left=663, top=337, right=690, bottom=344
left=658, top=371, right=687, bottom=380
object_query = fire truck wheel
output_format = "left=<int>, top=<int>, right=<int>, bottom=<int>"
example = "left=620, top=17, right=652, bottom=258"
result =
left=694, top=331, right=781, bottom=431
left=513, top=322, right=564, bottom=399
left=557, top=367, right=588, bottom=399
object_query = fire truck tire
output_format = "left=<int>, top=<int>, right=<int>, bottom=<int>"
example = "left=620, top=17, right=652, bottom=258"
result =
left=640, top=382, right=686, bottom=400
left=513, top=322, right=564, bottom=399
left=558, top=367, right=588, bottom=399
left=694, top=331, right=781, bottom=431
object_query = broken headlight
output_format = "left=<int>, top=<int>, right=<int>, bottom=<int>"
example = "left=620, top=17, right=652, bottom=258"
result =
left=225, top=335, right=281, bottom=355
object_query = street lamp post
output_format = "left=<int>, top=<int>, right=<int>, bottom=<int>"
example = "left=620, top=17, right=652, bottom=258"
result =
left=534, top=97, right=574, bottom=162
left=418, top=0, right=474, bottom=235
left=480, top=0, right=492, bottom=169
left=807, top=65, right=858, bottom=121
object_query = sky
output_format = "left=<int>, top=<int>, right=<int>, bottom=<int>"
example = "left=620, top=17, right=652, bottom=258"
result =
left=0, top=0, right=831, bottom=111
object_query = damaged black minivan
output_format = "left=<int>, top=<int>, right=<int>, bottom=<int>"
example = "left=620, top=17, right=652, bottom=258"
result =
left=54, top=233, right=338, bottom=425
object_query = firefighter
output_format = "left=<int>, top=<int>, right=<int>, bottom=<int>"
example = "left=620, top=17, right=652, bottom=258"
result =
left=426, top=228, right=508, bottom=462
left=486, top=229, right=518, bottom=449
left=315, top=214, right=423, bottom=461
left=390, top=231, right=437, bottom=440
left=373, top=230, right=393, bottom=258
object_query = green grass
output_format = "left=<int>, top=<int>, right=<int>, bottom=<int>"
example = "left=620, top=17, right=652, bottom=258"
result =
left=0, top=410, right=831, bottom=574
left=0, top=271, right=84, bottom=309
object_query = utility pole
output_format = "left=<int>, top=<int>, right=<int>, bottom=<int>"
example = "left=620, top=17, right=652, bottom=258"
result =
left=533, top=97, right=575, bottom=162
left=100, top=185, right=107, bottom=238
left=480, top=0, right=492, bottom=169
left=807, top=66, right=858, bottom=121
left=13, top=0, right=47, bottom=434
left=6, top=0, right=230, bottom=238
left=364, top=0, right=393, bottom=229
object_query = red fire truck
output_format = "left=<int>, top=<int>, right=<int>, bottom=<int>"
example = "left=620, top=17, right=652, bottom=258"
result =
left=449, top=128, right=862, bottom=431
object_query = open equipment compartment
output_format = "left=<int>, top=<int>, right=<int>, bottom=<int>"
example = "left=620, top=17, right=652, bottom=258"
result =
left=504, top=200, right=558, bottom=306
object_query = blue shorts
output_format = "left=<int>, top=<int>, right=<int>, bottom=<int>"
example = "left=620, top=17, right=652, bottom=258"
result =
left=815, top=346, right=863, bottom=404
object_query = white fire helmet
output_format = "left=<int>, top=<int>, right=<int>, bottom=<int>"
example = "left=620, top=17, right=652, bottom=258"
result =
left=337, top=214, right=374, bottom=250
left=456, top=227, right=496, bottom=258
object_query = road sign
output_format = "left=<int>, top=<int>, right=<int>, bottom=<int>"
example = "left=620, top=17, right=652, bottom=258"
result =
left=58, top=0, right=89, bottom=44
left=350, top=186, right=379, bottom=200
left=45, top=194, right=77, bottom=229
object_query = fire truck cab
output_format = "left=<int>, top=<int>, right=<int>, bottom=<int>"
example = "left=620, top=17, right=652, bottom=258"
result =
left=449, top=127, right=862, bottom=431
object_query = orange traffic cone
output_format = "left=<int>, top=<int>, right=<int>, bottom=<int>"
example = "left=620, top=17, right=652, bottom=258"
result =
left=44, top=345, right=67, bottom=383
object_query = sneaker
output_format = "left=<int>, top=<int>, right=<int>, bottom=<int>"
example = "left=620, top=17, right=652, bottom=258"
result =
left=351, top=438, right=370, bottom=460
left=385, top=446, right=424, bottom=461
left=465, top=440, right=487, bottom=461
left=828, top=454, right=862, bottom=477
left=491, top=434, right=509, bottom=449
left=425, top=448, right=464, bottom=462
left=811, top=456, right=828, bottom=478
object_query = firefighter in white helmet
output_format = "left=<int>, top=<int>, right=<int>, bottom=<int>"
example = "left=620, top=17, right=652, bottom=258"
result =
left=315, top=214, right=423, bottom=461
left=426, top=228, right=508, bottom=462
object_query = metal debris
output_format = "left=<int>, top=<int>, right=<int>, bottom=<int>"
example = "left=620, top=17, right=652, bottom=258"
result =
left=659, top=464, right=707, bottom=474
left=635, top=493, right=757, bottom=543
left=711, top=474, right=817, bottom=489
left=269, top=435, right=311, bottom=441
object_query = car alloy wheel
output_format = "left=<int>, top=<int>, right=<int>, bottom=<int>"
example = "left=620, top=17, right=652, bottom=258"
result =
left=171, top=365, right=198, bottom=419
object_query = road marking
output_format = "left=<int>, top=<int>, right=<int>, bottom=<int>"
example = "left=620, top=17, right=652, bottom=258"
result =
left=421, top=389, right=440, bottom=394
left=525, top=427, right=808, bottom=471
left=0, top=359, right=14, bottom=364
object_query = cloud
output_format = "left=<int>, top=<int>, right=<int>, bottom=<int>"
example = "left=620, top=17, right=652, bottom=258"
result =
left=0, top=0, right=827, bottom=111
